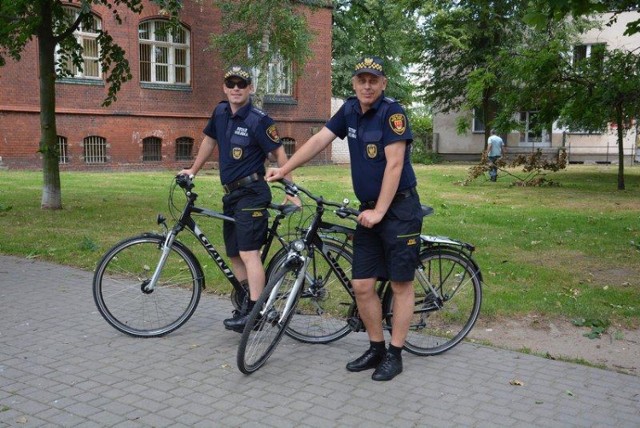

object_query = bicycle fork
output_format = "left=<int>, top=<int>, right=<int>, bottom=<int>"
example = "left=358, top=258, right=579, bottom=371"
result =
left=262, top=250, right=310, bottom=325
left=145, top=231, right=178, bottom=292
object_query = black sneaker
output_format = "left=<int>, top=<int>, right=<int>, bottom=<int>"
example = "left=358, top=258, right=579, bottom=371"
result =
left=346, top=348, right=386, bottom=372
left=223, top=310, right=249, bottom=333
left=371, top=353, right=403, bottom=381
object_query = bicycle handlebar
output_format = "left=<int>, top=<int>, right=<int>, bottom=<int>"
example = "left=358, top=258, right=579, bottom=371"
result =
left=278, top=178, right=358, bottom=216
left=175, top=174, right=195, bottom=191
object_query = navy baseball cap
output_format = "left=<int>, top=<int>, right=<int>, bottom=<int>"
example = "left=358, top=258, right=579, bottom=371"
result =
left=353, top=56, right=385, bottom=76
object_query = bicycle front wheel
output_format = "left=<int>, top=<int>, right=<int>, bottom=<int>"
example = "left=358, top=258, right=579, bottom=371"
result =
left=237, top=262, right=302, bottom=374
left=383, top=248, right=482, bottom=356
left=268, top=241, right=355, bottom=344
left=93, top=234, right=203, bottom=337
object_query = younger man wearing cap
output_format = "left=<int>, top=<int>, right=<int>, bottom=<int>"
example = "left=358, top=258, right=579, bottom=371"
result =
left=266, top=56, right=422, bottom=381
left=180, top=65, right=294, bottom=332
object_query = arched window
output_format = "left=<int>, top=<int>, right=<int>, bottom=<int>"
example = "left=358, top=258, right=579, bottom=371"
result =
left=175, top=137, right=194, bottom=161
left=143, top=137, right=162, bottom=161
left=139, top=20, right=190, bottom=84
left=57, top=7, right=102, bottom=79
left=84, top=136, right=107, bottom=163
left=58, top=136, right=69, bottom=164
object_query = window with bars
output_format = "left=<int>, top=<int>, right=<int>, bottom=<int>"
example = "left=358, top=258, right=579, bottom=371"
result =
left=57, top=7, right=102, bottom=79
left=143, top=137, right=162, bottom=161
left=175, top=137, right=194, bottom=161
left=139, top=20, right=190, bottom=85
left=58, top=136, right=69, bottom=164
left=280, top=138, right=296, bottom=157
left=83, top=136, right=107, bottom=163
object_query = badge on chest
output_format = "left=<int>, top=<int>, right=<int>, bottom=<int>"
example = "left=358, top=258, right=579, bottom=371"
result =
left=366, top=144, right=377, bottom=158
left=232, top=147, right=243, bottom=160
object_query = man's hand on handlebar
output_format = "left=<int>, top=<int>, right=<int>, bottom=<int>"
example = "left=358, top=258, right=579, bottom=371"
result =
left=265, top=167, right=285, bottom=182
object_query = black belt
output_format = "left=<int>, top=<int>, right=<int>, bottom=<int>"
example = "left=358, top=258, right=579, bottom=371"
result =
left=223, top=173, right=261, bottom=194
left=360, top=187, right=417, bottom=210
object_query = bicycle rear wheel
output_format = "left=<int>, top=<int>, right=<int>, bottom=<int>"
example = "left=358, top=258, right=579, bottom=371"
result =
left=93, top=234, right=203, bottom=337
left=268, top=241, right=355, bottom=344
left=237, top=261, right=302, bottom=374
left=383, top=248, right=482, bottom=356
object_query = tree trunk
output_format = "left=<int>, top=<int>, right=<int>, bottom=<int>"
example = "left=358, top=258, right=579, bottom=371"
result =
left=616, top=105, right=625, bottom=190
left=38, top=2, right=62, bottom=209
left=253, top=17, right=273, bottom=110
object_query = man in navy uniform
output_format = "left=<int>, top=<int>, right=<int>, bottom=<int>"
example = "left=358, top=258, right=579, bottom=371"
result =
left=267, top=56, right=423, bottom=381
left=181, top=65, right=293, bottom=332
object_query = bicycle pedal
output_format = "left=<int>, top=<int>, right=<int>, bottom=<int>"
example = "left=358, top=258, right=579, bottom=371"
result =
left=347, top=316, right=365, bottom=332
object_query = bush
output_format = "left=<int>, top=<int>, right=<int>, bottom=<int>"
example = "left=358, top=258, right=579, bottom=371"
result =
left=409, top=113, right=440, bottom=164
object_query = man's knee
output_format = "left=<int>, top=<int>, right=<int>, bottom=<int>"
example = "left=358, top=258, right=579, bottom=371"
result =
left=352, top=278, right=376, bottom=297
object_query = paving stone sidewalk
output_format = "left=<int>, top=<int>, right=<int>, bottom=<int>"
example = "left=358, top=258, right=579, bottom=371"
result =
left=1, top=255, right=639, bottom=427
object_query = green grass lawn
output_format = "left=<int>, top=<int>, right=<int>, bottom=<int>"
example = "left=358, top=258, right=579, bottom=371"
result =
left=1, top=164, right=639, bottom=328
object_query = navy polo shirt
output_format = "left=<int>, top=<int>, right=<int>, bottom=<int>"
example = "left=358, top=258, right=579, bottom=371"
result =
left=325, top=93, right=416, bottom=202
left=203, top=100, right=281, bottom=185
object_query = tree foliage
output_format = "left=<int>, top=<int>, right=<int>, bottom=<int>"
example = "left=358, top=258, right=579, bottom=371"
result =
left=331, top=0, right=422, bottom=104
left=524, top=0, right=640, bottom=36
left=416, top=0, right=529, bottom=147
left=208, top=0, right=319, bottom=107
left=558, top=49, right=640, bottom=190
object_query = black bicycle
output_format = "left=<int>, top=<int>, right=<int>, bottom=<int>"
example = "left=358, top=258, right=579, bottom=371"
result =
left=237, top=179, right=483, bottom=374
left=92, top=174, right=299, bottom=338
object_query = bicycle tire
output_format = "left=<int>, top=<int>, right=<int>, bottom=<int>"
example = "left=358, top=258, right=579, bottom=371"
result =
left=382, top=248, right=482, bottom=356
left=267, top=241, right=356, bottom=344
left=93, top=234, right=203, bottom=338
left=237, top=261, right=303, bottom=374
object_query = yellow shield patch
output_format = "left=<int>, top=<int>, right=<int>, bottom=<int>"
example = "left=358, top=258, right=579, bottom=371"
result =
left=232, top=147, right=243, bottom=160
left=366, top=144, right=377, bottom=158
left=266, top=124, right=279, bottom=142
left=252, top=211, right=263, bottom=217
left=389, top=113, right=406, bottom=135
left=407, top=238, right=417, bottom=246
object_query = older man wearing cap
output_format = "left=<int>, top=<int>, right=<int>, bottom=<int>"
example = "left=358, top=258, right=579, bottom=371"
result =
left=180, top=65, right=294, bottom=332
left=266, top=56, right=422, bottom=381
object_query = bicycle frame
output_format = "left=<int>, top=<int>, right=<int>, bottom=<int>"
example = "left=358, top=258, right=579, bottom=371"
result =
left=145, top=176, right=294, bottom=294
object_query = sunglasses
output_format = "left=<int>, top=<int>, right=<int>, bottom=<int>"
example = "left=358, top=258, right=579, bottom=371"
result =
left=224, top=80, right=249, bottom=89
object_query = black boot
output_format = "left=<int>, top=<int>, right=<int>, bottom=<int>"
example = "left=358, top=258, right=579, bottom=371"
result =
left=346, top=341, right=386, bottom=372
left=224, top=300, right=255, bottom=333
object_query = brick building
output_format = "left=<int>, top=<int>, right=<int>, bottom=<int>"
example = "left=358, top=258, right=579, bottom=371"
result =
left=0, top=1, right=333, bottom=170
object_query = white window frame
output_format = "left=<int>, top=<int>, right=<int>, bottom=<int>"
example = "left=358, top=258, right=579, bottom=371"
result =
left=56, top=7, right=102, bottom=79
left=572, top=43, right=606, bottom=65
left=519, top=111, right=550, bottom=145
left=139, top=20, right=191, bottom=85
left=472, top=108, right=485, bottom=133
left=250, top=50, right=293, bottom=96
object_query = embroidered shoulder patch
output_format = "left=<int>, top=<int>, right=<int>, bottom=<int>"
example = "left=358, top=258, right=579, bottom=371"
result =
left=266, top=124, right=279, bottom=142
left=389, top=114, right=406, bottom=135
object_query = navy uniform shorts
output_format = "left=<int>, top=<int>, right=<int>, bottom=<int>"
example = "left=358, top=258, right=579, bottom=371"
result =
left=222, top=180, right=271, bottom=257
left=352, top=193, right=423, bottom=282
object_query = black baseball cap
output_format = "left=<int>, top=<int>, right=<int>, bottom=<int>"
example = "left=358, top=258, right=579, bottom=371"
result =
left=224, top=65, right=252, bottom=84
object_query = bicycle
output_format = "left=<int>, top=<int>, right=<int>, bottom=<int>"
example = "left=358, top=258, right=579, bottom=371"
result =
left=92, top=174, right=299, bottom=338
left=237, top=179, right=483, bottom=374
